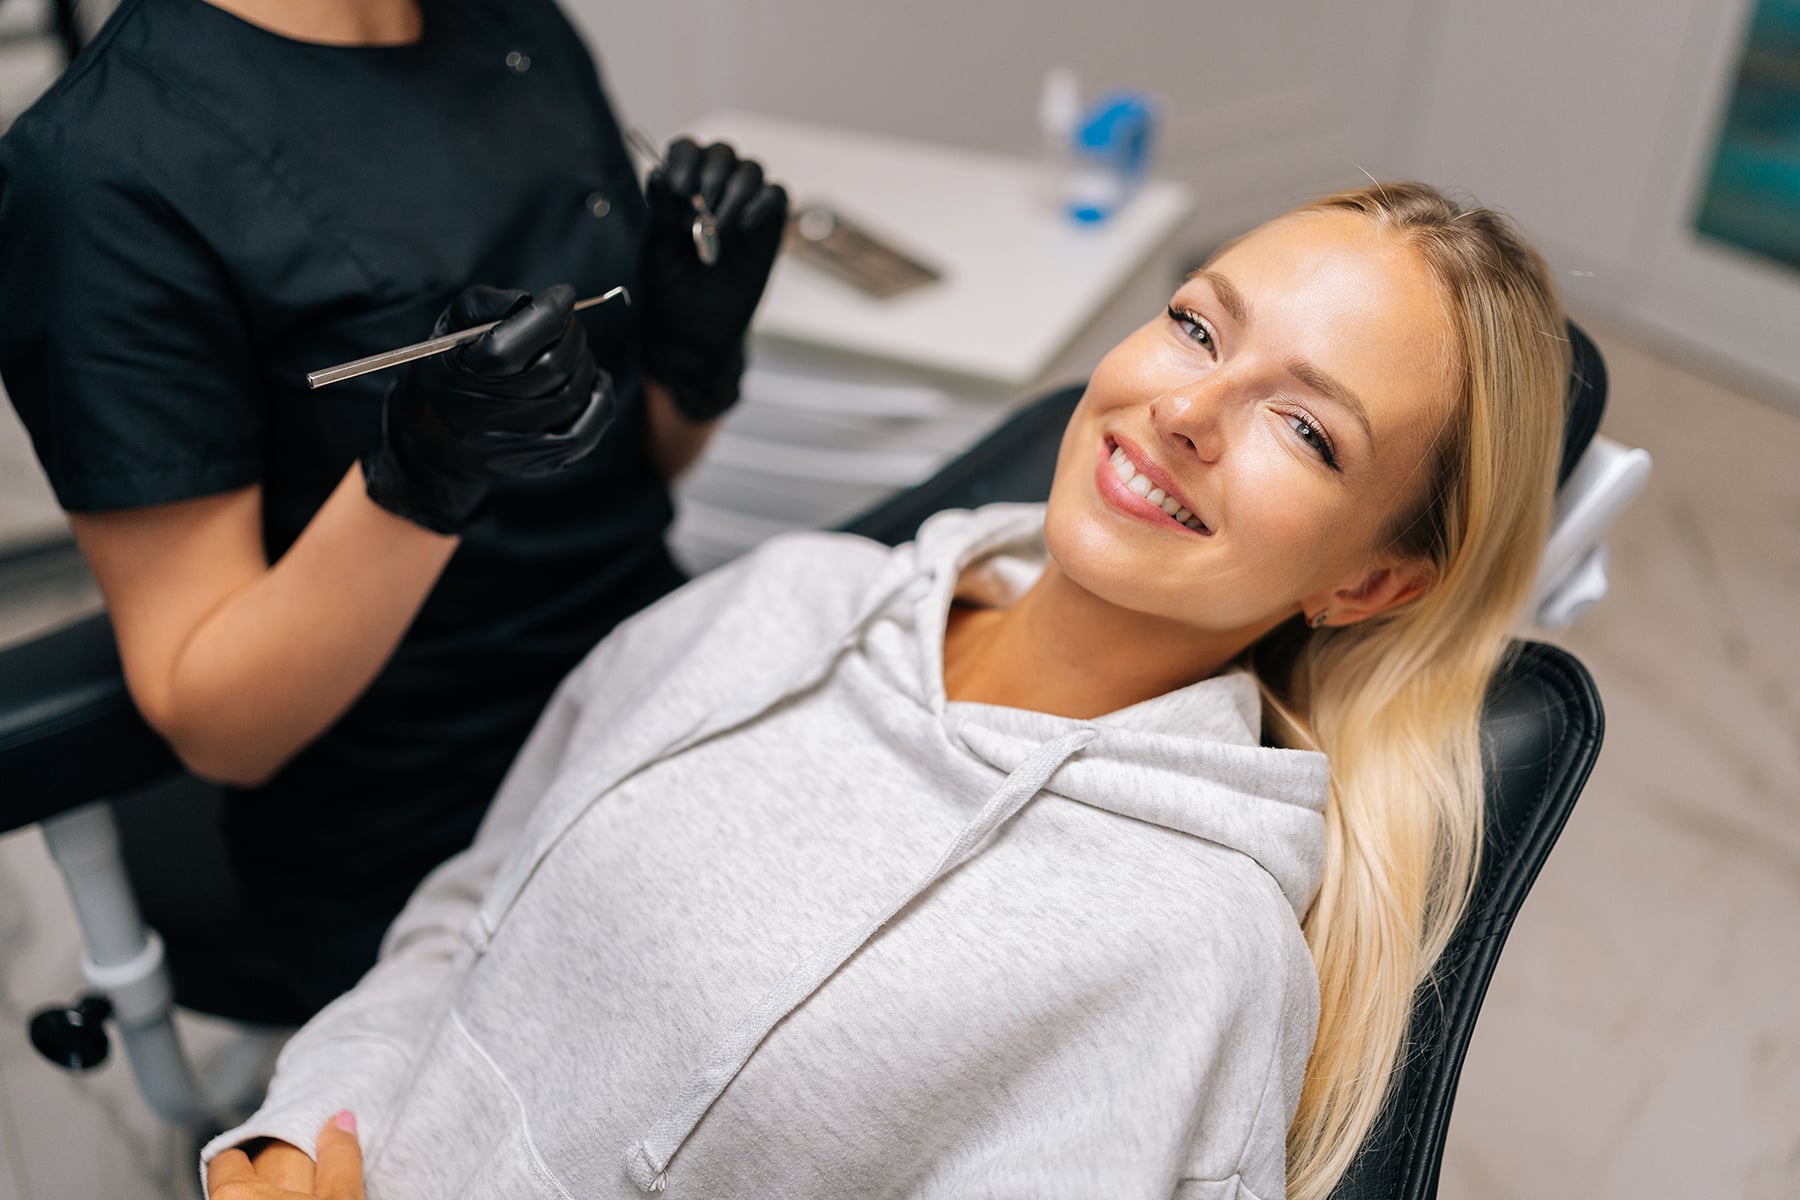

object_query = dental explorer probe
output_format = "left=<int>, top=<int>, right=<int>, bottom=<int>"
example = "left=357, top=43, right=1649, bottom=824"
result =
left=305, top=286, right=629, bottom=389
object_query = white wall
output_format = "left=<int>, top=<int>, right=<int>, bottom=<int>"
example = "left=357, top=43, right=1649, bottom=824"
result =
left=563, top=0, right=1436, bottom=260
left=1396, top=0, right=1800, bottom=407
left=566, top=0, right=1800, bottom=406
left=0, top=5, right=72, bottom=551
left=0, top=1, right=63, bottom=130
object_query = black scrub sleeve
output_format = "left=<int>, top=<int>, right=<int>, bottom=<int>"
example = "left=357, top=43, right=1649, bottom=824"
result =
left=0, top=119, right=262, bottom=512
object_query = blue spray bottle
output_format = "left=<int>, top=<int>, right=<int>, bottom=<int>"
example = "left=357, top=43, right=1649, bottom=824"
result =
left=1064, top=92, right=1157, bottom=225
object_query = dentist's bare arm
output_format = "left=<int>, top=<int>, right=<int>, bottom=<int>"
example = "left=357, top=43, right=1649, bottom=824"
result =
left=644, top=379, right=717, bottom=481
left=70, top=466, right=457, bottom=788
left=71, top=285, right=615, bottom=788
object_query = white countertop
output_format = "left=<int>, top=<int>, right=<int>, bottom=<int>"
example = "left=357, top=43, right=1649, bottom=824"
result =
left=687, top=111, right=1192, bottom=390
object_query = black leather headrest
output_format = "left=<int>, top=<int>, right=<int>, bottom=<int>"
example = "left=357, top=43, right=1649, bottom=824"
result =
left=1561, top=321, right=1606, bottom=486
left=1328, top=640, right=1602, bottom=1198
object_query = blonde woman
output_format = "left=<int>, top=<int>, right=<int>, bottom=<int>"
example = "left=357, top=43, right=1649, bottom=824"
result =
left=200, top=182, right=1566, bottom=1200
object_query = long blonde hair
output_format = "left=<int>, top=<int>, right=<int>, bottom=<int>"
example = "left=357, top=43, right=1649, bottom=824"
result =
left=1239, top=184, right=1570, bottom=1199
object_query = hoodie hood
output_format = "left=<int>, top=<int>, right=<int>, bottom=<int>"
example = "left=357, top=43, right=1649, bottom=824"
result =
left=894, top=503, right=1330, bottom=918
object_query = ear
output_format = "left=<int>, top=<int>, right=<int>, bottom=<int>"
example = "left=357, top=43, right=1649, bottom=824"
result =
left=1313, top=557, right=1437, bottom=627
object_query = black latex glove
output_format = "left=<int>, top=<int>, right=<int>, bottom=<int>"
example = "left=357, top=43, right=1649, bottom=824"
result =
left=362, top=283, right=614, bottom=534
left=639, top=138, right=789, bottom=422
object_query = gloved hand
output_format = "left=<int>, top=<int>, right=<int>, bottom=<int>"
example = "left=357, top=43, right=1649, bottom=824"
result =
left=362, top=283, right=614, bottom=534
left=638, top=138, right=789, bottom=422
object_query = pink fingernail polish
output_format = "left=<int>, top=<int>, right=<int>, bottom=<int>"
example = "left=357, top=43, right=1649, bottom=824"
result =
left=333, top=1109, right=357, bottom=1133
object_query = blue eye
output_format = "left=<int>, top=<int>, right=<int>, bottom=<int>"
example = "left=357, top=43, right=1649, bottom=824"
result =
left=1166, top=304, right=1217, bottom=356
left=1286, top=412, right=1340, bottom=470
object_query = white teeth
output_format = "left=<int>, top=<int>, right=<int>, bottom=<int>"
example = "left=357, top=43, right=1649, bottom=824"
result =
left=1110, top=441, right=1205, bottom=530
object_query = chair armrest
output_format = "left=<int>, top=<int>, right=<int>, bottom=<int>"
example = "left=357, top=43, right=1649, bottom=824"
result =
left=0, top=612, right=180, bottom=835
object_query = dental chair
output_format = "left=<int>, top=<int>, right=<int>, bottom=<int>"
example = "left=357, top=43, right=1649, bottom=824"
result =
left=0, top=321, right=1633, bottom=1197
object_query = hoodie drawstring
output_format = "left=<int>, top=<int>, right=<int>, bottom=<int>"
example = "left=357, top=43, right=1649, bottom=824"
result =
left=623, top=726, right=1098, bottom=1193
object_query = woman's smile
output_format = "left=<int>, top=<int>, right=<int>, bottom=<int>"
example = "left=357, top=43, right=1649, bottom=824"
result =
left=1095, top=435, right=1211, bottom=534
left=1045, top=207, right=1462, bottom=643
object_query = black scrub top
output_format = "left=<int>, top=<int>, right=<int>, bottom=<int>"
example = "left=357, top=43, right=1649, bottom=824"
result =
left=0, top=0, right=684, bottom=1016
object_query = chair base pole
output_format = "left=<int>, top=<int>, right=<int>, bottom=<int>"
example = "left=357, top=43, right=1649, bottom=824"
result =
left=40, top=801, right=217, bottom=1129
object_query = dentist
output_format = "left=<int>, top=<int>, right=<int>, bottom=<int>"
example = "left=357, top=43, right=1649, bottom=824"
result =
left=0, top=0, right=786, bottom=1021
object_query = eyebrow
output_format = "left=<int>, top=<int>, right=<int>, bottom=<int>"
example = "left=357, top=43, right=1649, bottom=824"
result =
left=1286, top=357, right=1375, bottom=449
left=1190, top=268, right=1249, bottom=327
left=1190, top=267, right=1375, bottom=450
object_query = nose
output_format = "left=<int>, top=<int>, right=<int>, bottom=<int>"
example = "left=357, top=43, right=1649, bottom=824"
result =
left=1151, top=375, right=1230, bottom=465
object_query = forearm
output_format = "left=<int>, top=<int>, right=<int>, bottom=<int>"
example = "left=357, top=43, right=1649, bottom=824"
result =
left=644, top=378, right=718, bottom=480
left=154, top=464, right=456, bottom=785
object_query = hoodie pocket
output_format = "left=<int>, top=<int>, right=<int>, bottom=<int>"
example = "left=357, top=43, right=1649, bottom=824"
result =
left=368, top=1009, right=572, bottom=1200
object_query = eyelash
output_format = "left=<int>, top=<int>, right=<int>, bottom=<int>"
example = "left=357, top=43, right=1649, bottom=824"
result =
left=1166, top=303, right=1217, bottom=356
left=1285, top=410, right=1340, bottom=470
left=1164, top=303, right=1341, bottom=472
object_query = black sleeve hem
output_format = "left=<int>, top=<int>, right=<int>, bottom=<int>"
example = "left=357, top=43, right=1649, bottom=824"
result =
left=50, top=460, right=263, bottom=514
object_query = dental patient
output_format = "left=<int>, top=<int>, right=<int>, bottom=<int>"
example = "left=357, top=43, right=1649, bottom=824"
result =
left=202, top=182, right=1568, bottom=1200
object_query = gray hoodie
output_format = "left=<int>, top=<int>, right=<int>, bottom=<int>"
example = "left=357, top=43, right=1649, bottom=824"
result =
left=203, top=503, right=1330, bottom=1200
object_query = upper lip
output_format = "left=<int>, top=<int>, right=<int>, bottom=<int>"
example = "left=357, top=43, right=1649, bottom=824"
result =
left=1108, top=433, right=1207, bottom=528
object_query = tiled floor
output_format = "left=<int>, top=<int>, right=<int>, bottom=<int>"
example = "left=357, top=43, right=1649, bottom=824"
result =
left=0, top=321, right=1796, bottom=1198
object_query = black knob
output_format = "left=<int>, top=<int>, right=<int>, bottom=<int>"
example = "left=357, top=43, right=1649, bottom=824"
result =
left=28, top=993, right=113, bottom=1072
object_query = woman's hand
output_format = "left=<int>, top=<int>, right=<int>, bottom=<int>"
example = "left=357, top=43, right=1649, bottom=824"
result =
left=638, top=138, right=789, bottom=422
left=207, top=1112, right=363, bottom=1200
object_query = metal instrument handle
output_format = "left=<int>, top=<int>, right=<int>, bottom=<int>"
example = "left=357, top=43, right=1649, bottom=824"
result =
left=305, top=286, right=629, bottom=389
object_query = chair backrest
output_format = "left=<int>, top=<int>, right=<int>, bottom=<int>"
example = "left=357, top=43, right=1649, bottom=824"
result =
left=842, top=362, right=1605, bottom=1200
left=1560, top=322, right=1606, bottom=487
left=1328, top=640, right=1599, bottom=1198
